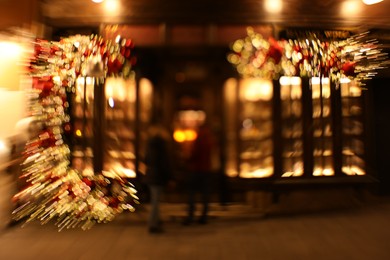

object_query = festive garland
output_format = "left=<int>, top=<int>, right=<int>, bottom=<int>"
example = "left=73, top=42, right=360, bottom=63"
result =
left=228, top=27, right=388, bottom=83
left=12, top=35, right=138, bottom=230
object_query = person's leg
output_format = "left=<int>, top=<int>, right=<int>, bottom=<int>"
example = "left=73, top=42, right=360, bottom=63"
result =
left=183, top=172, right=196, bottom=225
left=199, top=172, right=210, bottom=224
left=149, top=185, right=163, bottom=232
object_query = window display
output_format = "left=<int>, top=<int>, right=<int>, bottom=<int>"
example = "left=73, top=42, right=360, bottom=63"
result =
left=71, top=76, right=153, bottom=179
left=340, top=78, right=365, bottom=176
left=223, top=75, right=368, bottom=180
left=280, top=76, right=304, bottom=177
left=71, top=77, right=95, bottom=175
left=225, top=78, right=274, bottom=178
left=311, top=77, right=334, bottom=176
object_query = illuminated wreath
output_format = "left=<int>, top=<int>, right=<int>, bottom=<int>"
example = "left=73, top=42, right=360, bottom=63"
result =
left=12, top=35, right=138, bottom=230
left=228, top=27, right=388, bottom=84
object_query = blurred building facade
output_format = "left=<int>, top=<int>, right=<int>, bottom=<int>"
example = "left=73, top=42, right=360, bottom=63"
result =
left=1, top=1, right=390, bottom=220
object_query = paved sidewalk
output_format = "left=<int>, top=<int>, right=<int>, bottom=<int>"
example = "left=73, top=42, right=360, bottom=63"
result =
left=0, top=198, right=390, bottom=260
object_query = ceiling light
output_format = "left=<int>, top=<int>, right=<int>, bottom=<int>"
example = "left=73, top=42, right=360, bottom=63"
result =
left=92, top=0, right=104, bottom=3
left=104, top=0, right=120, bottom=13
left=264, top=0, right=283, bottom=14
left=362, top=0, right=383, bottom=4
left=341, top=0, right=362, bottom=16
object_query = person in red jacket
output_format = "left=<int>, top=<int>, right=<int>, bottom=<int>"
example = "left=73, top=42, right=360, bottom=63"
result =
left=182, top=121, right=213, bottom=225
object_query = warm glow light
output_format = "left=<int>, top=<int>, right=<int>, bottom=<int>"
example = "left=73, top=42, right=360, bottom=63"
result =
left=311, top=77, right=330, bottom=85
left=173, top=130, right=186, bottom=143
left=279, top=76, right=302, bottom=85
left=0, top=139, right=10, bottom=165
left=104, top=0, right=120, bottom=13
left=240, top=78, right=273, bottom=101
left=240, top=167, right=273, bottom=178
left=75, top=129, right=82, bottom=137
left=313, top=167, right=334, bottom=176
left=323, top=169, right=334, bottom=176
left=105, top=81, right=113, bottom=97
left=0, top=140, right=6, bottom=151
left=290, top=77, right=302, bottom=85
left=340, top=77, right=352, bottom=84
left=121, top=168, right=136, bottom=178
left=362, top=0, right=383, bottom=5
left=281, top=170, right=304, bottom=177
left=92, top=0, right=104, bottom=3
left=0, top=41, right=22, bottom=58
left=76, top=77, right=85, bottom=86
left=0, top=41, right=25, bottom=91
left=139, top=77, right=153, bottom=120
left=311, top=77, right=331, bottom=99
left=184, top=130, right=197, bottom=141
left=280, top=76, right=302, bottom=100
left=105, top=164, right=136, bottom=178
left=86, top=77, right=94, bottom=85
left=341, top=0, right=363, bottom=16
left=117, top=82, right=126, bottom=102
left=115, top=35, right=121, bottom=43
left=106, top=77, right=135, bottom=103
left=224, top=78, right=237, bottom=103
left=0, top=89, right=26, bottom=139
left=177, top=110, right=206, bottom=128
left=53, top=76, right=61, bottom=85
left=127, top=79, right=137, bottom=103
left=264, top=0, right=283, bottom=13
left=279, top=76, right=290, bottom=86
left=139, top=78, right=153, bottom=97
left=173, top=129, right=197, bottom=143
left=108, top=97, right=115, bottom=108
left=342, top=166, right=365, bottom=175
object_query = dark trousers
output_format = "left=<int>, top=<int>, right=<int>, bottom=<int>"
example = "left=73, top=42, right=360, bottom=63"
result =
left=186, top=171, right=210, bottom=221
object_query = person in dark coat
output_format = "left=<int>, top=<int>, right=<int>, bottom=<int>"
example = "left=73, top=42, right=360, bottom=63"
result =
left=182, top=121, right=213, bottom=225
left=144, top=123, right=172, bottom=233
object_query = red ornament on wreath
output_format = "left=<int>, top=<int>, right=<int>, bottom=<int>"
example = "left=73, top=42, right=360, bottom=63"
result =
left=82, top=177, right=93, bottom=187
left=267, top=37, right=284, bottom=64
left=341, top=61, right=356, bottom=77
left=33, top=77, right=55, bottom=98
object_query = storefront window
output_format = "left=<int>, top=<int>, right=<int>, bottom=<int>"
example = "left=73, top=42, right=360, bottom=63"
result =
left=280, top=76, right=304, bottom=177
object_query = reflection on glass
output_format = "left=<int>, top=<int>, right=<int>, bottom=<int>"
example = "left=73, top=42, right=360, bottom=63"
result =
left=172, top=108, right=207, bottom=166
left=311, top=77, right=333, bottom=176
left=224, top=78, right=238, bottom=177
left=72, top=77, right=95, bottom=175
left=341, top=77, right=365, bottom=176
left=139, top=78, right=153, bottom=123
left=240, top=165, right=274, bottom=178
left=239, top=78, right=273, bottom=101
left=104, top=76, right=138, bottom=178
left=138, top=78, right=153, bottom=175
left=237, top=78, right=274, bottom=178
left=311, top=77, right=330, bottom=98
left=75, top=77, right=95, bottom=103
left=281, top=160, right=303, bottom=177
left=71, top=75, right=149, bottom=178
left=280, top=76, right=303, bottom=177
left=313, top=167, right=334, bottom=176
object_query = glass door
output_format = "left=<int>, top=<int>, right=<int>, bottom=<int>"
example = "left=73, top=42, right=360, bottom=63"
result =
left=238, top=78, right=274, bottom=178
left=71, top=76, right=95, bottom=176
left=137, top=78, right=154, bottom=176
left=340, top=78, right=365, bottom=176
left=223, top=78, right=239, bottom=177
left=311, top=77, right=334, bottom=177
left=279, top=76, right=304, bottom=177
left=104, top=76, right=137, bottom=178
